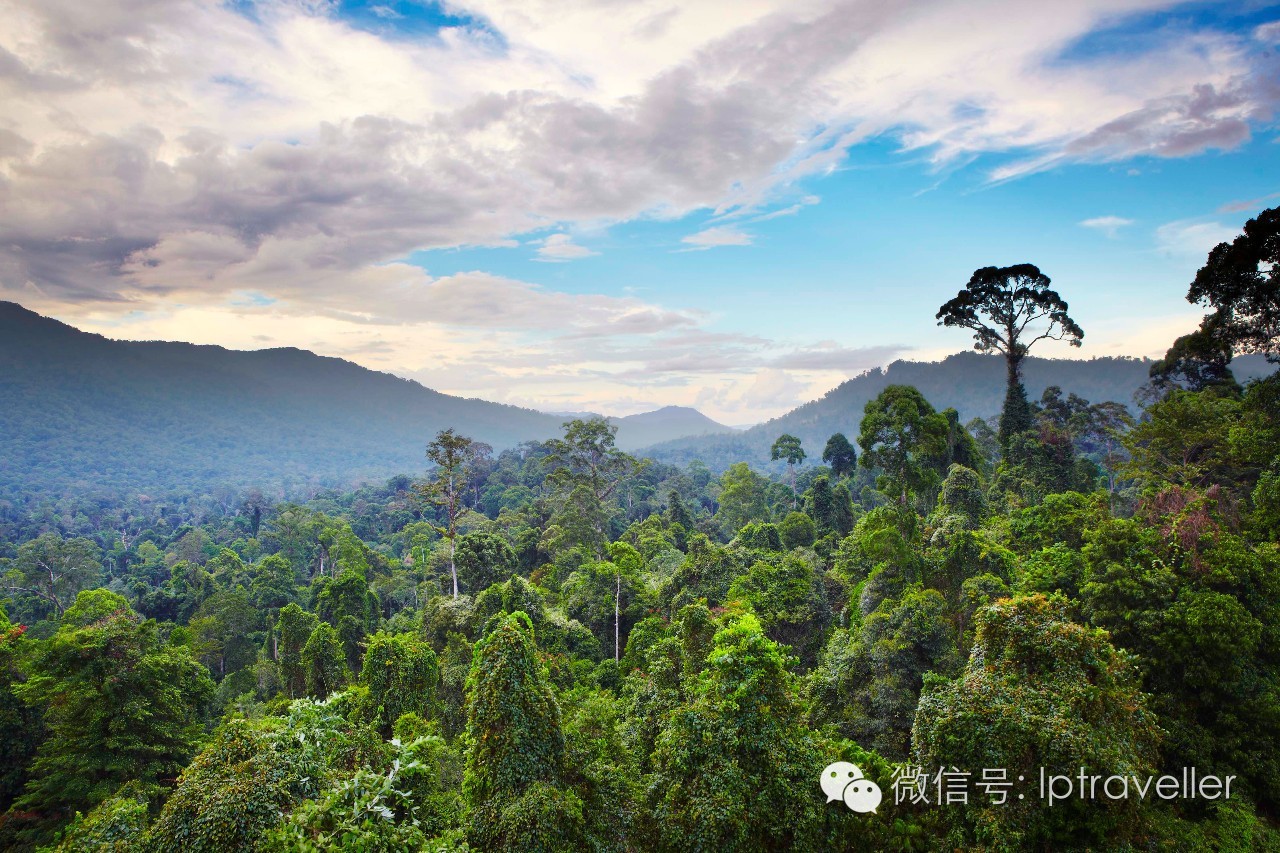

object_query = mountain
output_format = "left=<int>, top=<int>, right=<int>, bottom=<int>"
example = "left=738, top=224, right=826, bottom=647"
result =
left=609, top=406, right=736, bottom=451
left=5, top=301, right=1274, bottom=498
left=640, top=350, right=1277, bottom=471
left=0, top=303, right=747, bottom=501
left=0, top=302, right=572, bottom=499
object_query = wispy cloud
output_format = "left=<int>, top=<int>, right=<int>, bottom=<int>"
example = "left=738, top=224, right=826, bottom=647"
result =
left=1079, top=215, right=1134, bottom=238
left=681, top=226, right=753, bottom=250
left=534, top=233, right=598, bottom=262
left=1154, top=219, right=1239, bottom=259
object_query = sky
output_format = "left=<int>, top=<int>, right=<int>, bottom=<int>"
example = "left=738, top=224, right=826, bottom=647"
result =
left=1, top=0, right=1278, bottom=424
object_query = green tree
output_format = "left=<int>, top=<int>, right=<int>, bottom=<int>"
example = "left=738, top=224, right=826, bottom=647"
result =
left=646, top=612, right=824, bottom=851
left=464, top=612, right=583, bottom=851
left=0, top=610, right=39, bottom=813
left=809, top=585, right=957, bottom=759
left=778, top=510, right=816, bottom=549
left=821, top=432, right=857, bottom=479
left=1148, top=325, right=1241, bottom=393
left=936, top=264, right=1084, bottom=446
left=14, top=590, right=213, bottom=826
left=276, top=603, right=319, bottom=699
left=189, top=586, right=260, bottom=679
left=770, top=434, right=806, bottom=508
left=858, top=385, right=948, bottom=507
left=564, top=542, right=646, bottom=662
left=358, top=632, right=439, bottom=738
left=914, top=594, right=1159, bottom=849
left=3, top=533, right=102, bottom=620
left=726, top=550, right=830, bottom=667
left=454, top=531, right=518, bottom=594
left=301, top=622, right=347, bottom=698
left=1186, top=205, right=1280, bottom=360
left=1122, top=389, right=1244, bottom=489
left=418, top=429, right=491, bottom=598
left=715, top=462, right=768, bottom=536
left=543, top=418, right=641, bottom=560
left=313, top=568, right=379, bottom=671
left=666, top=489, right=694, bottom=531
left=146, top=720, right=294, bottom=853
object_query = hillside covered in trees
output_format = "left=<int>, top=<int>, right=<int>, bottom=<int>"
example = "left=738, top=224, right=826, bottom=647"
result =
left=0, top=304, right=731, bottom=501
left=6, top=299, right=1271, bottom=505
left=2, top=209, right=1280, bottom=851
left=644, top=350, right=1275, bottom=470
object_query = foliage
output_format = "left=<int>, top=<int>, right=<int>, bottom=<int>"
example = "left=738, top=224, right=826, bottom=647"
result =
left=1187, top=205, right=1280, bottom=360
left=645, top=612, right=825, bottom=851
left=13, top=590, right=213, bottom=829
left=936, top=263, right=1084, bottom=446
left=464, top=612, right=581, bottom=851
left=357, top=632, right=439, bottom=738
left=914, top=594, right=1160, bottom=849
left=858, top=385, right=949, bottom=507
left=821, top=432, right=857, bottom=479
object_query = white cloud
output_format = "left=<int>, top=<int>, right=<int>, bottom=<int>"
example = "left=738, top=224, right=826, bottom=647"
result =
left=1154, top=219, right=1239, bottom=259
left=681, top=226, right=753, bottom=250
left=1079, top=215, right=1134, bottom=238
left=1, top=0, right=1275, bottom=309
left=1, top=0, right=1277, bottom=420
left=535, top=233, right=598, bottom=261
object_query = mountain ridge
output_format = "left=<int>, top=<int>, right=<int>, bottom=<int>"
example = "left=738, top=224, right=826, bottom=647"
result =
left=0, top=302, right=736, bottom=498
left=638, top=349, right=1276, bottom=470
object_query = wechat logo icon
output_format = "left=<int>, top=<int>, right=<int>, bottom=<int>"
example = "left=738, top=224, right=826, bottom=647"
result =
left=821, top=761, right=883, bottom=814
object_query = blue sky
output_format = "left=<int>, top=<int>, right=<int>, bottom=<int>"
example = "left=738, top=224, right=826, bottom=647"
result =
left=1, top=0, right=1278, bottom=421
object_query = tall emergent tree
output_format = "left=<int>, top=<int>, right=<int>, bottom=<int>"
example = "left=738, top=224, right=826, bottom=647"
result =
left=418, top=429, right=491, bottom=598
left=1187, top=205, right=1280, bottom=360
left=543, top=418, right=640, bottom=559
left=770, top=434, right=806, bottom=508
left=936, top=264, right=1083, bottom=446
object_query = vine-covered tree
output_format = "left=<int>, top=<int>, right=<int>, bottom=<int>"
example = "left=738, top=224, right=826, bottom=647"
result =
left=464, top=612, right=582, bottom=851
left=646, top=612, right=825, bottom=850
left=358, top=631, right=438, bottom=738
left=914, top=594, right=1159, bottom=849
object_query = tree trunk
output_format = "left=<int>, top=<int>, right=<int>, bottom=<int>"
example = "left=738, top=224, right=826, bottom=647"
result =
left=450, top=535, right=458, bottom=599
left=615, top=572, right=621, bottom=663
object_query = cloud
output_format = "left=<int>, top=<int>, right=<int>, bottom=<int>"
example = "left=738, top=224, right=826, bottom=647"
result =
left=1079, top=215, right=1134, bottom=238
left=1, top=0, right=1275, bottom=310
left=2, top=0, right=1278, bottom=421
left=745, top=194, right=821, bottom=223
left=770, top=343, right=909, bottom=371
left=1154, top=219, right=1239, bottom=259
left=1218, top=193, right=1280, bottom=214
left=681, top=226, right=753, bottom=250
left=535, top=233, right=598, bottom=261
